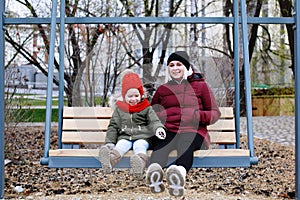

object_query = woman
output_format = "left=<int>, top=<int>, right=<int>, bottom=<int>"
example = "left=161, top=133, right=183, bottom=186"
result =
left=146, top=51, right=221, bottom=197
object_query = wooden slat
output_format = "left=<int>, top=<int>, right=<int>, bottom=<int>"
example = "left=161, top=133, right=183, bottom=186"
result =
left=62, top=131, right=106, bottom=144
left=209, top=132, right=236, bottom=144
left=62, top=131, right=236, bottom=144
left=49, top=149, right=249, bottom=157
left=63, top=107, right=112, bottom=119
left=207, top=119, right=235, bottom=131
left=193, top=149, right=249, bottom=157
left=62, top=119, right=110, bottom=131
left=49, top=149, right=145, bottom=157
left=219, top=107, right=234, bottom=119
left=63, top=107, right=232, bottom=119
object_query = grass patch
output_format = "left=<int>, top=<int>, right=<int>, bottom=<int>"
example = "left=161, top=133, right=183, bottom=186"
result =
left=10, top=99, right=62, bottom=106
left=12, top=108, right=59, bottom=122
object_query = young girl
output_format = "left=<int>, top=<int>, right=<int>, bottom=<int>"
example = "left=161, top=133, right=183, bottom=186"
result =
left=99, top=71, right=166, bottom=180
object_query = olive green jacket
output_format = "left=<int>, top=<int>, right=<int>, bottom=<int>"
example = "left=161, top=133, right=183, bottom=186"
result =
left=105, top=106, right=165, bottom=144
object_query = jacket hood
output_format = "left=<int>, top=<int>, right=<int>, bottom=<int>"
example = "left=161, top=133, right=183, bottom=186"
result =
left=188, top=72, right=205, bottom=81
left=168, top=72, right=205, bottom=84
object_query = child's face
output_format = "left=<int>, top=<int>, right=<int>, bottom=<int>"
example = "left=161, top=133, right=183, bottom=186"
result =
left=124, top=88, right=141, bottom=106
left=168, top=61, right=185, bottom=82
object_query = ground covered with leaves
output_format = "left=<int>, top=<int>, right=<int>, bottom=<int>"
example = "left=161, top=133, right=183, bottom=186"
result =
left=3, top=126, right=295, bottom=199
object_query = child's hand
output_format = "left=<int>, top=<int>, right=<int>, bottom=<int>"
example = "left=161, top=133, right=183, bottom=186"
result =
left=105, top=143, right=115, bottom=150
left=155, top=127, right=166, bottom=140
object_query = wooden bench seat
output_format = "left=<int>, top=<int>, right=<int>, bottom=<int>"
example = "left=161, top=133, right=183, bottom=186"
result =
left=48, top=149, right=250, bottom=168
left=49, top=148, right=249, bottom=157
left=46, top=106, right=253, bottom=168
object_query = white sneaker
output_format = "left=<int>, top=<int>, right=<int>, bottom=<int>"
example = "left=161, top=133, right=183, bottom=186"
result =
left=98, top=146, right=112, bottom=173
left=146, top=163, right=165, bottom=193
left=166, top=165, right=186, bottom=197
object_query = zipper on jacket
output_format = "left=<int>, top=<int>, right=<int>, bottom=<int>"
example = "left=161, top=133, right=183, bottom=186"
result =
left=129, top=114, right=133, bottom=140
left=122, top=125, right=127, bottom=132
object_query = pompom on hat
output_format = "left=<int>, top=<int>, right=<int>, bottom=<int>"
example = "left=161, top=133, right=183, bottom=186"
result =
left=167, top=51, right=191, bottom=70
left=121, top=72, right=144, bottom=98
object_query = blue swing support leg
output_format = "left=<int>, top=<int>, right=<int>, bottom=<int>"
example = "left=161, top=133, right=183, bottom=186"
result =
left=40, top=0, right=59, bottom=166
left=294, top=0, right=300, bottom=198
left=240, top=0, right=258, bottom=165
left=0, top=0, right=6, bottom=198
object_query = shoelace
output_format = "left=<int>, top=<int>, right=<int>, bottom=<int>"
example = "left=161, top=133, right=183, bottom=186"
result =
left=149, top=171, right=163, bottom=193
left=168, top=173, right=184, bottom=196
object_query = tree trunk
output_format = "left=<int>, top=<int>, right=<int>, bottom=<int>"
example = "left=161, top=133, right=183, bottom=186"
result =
left=278, top=0, right=294, bottom=76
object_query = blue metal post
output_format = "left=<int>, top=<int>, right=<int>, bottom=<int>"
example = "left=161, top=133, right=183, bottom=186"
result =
left=295, top=0, right=300, bottom=198
left=240, top=0, right=257, bottom=164
left=0, top=1, right=5, bottom=198
left=201, top=0, right=205, bottom=74
left=40, top=0, right=58, bottom=165
left=58, top=0, right=66, bottom=149
left=233, top=0, right=240, bottom=149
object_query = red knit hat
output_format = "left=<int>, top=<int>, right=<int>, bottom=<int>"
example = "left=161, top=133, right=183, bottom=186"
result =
left=122, top=73, right=144, bottom=98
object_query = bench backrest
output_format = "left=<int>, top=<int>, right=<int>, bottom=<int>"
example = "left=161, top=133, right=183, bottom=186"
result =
left=61, top=106, right=236, bottom=146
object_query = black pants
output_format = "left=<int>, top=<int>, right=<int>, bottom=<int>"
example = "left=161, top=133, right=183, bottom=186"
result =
left=149, top=131, right=206, bottom=172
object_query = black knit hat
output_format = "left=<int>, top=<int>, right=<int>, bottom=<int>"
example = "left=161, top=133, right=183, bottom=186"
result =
left=167, top=51, right=190, bottom=70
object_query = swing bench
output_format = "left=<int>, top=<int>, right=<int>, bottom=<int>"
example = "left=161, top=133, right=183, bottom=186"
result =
left=46, top=106, right=257, bottom=168
left=35, top=0, right=259, bottom=170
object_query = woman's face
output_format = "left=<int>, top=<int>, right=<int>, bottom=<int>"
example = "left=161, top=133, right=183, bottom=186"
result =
left=168, top=61, right=185, bottom=82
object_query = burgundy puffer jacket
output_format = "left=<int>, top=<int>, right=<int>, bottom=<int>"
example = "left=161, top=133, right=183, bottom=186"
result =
left=151, top=73, right=221, bottom=147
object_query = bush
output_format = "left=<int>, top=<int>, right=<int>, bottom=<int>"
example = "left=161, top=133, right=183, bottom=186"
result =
left=252, top=87, right=294, bottom=96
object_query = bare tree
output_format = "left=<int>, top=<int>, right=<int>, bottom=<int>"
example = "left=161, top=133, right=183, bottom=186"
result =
left=118, top=0, right=184, bottom=85
left=277, top=0, right=294, bottom=76
left=222, top=0, right=293, bottom=115
left=6, top=0, right=127, bottom=106
left=5, top=0, right=294, bottom=111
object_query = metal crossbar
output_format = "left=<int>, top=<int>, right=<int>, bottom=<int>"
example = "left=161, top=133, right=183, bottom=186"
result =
left=3, top=16, right=295, bottom=25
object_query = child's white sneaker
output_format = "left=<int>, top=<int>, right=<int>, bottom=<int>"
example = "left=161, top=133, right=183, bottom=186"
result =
left=146, top=163, right=165, bottom=193
left=166, top=165, right=186, bottom=197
